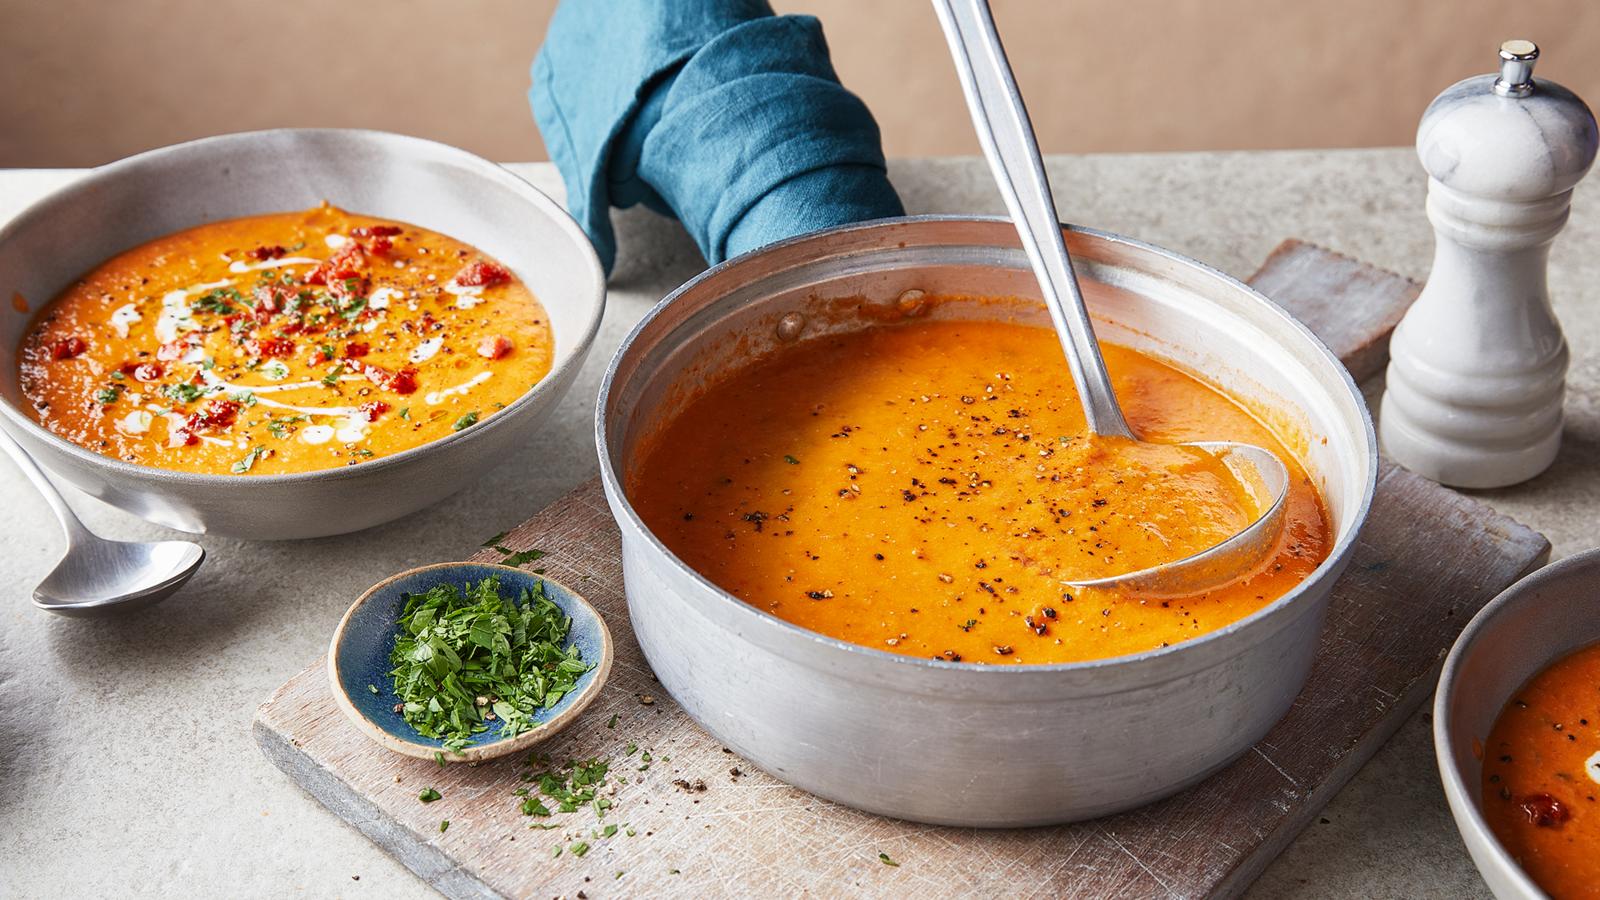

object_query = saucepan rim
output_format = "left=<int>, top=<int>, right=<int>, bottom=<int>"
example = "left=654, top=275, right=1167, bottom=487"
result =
left=595, top=215, right=1378, bottom=677
left=0, top=127, right=606, bottom=487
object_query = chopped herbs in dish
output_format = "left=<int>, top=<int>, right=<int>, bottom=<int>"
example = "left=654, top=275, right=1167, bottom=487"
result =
left=387, top=575, right=590, bottom=751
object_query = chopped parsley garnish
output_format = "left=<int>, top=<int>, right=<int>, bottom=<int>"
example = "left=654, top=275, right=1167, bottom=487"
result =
left=230, top=390, right=258, bottom=407
left=109, top=370, right=126, bottom=380
left=569, top=842, right=590, bottom=858
left=399, top=407, right=410, bottom=420
left=879, top=852, right=900, bottom=867
left=193, top=287, right=242, bottom=315
left=517, top=756, right=613, bottom=820
left=521, top=794, right=552, bottom=817
left=452, top=411, right=480, bottom=431
left=340, top=295, right=368, bottom=321
left=161, top=382, right=205, bottom=404
left=387, top=576, right=590, bottom=751
left=783, top=454, right=800, bottom=465
left=267, top=415, right=305, bottom=439
left=93, top=386, right=121, bottom=405
left=501, top=548, right=545, bottom=568
left=321, top=364, right=345, bottom=387
left=439, top=820, right=449, bottom=833
left=419, top=788, right=441, bottom=803
left=231, top=446, right=268, bottom=474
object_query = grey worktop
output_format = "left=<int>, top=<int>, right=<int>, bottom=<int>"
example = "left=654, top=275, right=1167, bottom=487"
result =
left=7, top=150, right=1595, bottom=897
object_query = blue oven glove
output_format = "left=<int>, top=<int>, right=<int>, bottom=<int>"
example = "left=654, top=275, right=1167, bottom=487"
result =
left=530, top=0, right=906, bottom=274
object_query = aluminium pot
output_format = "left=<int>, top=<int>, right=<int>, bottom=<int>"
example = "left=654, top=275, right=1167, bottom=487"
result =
left=596, top=217, right=1376, bottom=826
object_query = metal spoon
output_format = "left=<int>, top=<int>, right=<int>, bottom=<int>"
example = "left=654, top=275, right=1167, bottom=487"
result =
left=0, top=426, right=204, bottom=615
left=932, top=0, right=1290, bottom=596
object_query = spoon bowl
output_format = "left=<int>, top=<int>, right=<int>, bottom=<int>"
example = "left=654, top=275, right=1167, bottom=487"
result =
left=35, top=539, right=205, bottom=616
left=934, top=0, right=1290, bottom=593
left=1, top=424, right=204, bottom=615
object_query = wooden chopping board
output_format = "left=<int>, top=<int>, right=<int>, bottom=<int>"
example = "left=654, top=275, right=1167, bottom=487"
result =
left=254, top=240, right=1548, bottom=899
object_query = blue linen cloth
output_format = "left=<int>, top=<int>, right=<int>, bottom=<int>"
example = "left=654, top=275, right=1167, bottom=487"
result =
left=530, top=0, right=905, bottom=274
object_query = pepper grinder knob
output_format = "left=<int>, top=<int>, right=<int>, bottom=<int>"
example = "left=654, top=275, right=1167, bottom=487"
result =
left=1381, top=40, right=1598, bottom=488
left=1494, top=39, right=1538, bottom=97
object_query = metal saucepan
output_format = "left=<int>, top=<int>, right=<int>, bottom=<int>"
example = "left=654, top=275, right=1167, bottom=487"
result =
left=597, top=217, right=1376, bottom=826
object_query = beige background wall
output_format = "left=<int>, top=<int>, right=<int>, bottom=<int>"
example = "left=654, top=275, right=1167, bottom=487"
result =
left=2, top=0, right=1597, bottom=168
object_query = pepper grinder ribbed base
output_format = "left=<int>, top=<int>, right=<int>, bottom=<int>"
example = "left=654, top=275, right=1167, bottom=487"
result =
left=1381, top=40, right=1597, bottom=489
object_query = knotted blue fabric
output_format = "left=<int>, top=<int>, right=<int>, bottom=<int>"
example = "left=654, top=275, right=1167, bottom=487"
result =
left=530, top=0, right=905, bottom=274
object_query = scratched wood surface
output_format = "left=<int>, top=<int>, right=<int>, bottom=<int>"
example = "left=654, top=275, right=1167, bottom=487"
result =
left=254, top=241, right=1549, bottom=899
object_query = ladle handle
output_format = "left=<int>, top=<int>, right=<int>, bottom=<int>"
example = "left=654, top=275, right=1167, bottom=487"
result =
left=931, top=0, right=1134, bottom=438
left=0, top=424, right=91, bottom=547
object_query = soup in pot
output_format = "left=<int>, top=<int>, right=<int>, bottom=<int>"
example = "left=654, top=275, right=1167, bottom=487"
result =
left=16, top=204, right=553, bottom=475
left=628, top=311, right=1331, bottom=665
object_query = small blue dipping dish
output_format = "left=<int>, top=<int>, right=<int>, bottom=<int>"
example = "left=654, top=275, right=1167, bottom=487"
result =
left=327, top=562, right=613, bottom=763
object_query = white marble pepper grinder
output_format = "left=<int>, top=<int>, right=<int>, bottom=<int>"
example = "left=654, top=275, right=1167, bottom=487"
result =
left=1381, top=40, right=1598, bottom=488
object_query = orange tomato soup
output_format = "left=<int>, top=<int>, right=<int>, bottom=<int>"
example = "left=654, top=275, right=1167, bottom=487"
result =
left=17, top=205, right=552, bottom=475
left=628, top=315, right=1331, bottom=665
left=1481, top=640, right=1600, bottom=899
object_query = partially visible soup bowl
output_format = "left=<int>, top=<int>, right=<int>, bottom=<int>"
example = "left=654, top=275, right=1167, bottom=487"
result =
left=597, top=217, right=1377, bottom=826
left=1435, top=549, right=1600, bottom=899
left=0, top=129, right=604, bottom=539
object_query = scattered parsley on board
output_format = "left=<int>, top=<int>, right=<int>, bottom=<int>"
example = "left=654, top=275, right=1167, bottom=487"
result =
left=386, top=576, right=590, bottom=751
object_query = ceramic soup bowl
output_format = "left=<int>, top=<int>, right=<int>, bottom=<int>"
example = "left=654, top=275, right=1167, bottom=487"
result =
left=1435, top=549, right=1600, bottom=899
left=0, top=129, right=604, bottom=539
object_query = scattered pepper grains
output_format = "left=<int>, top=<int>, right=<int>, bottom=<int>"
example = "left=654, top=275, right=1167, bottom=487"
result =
left=629, top=316, right=1331, bottom=665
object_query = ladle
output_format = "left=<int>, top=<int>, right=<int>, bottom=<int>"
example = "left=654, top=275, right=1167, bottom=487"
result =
left=932, top=0, right=1289, bottom=595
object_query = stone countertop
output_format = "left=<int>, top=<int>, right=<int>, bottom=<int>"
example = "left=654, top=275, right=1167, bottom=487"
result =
left=5, top=150, right=1595, bottom=898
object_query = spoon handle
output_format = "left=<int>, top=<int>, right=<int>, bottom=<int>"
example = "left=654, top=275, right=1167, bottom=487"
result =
left=0, top=424, right=91, bottom=546
left=931, top=0, right=1134, bottom=439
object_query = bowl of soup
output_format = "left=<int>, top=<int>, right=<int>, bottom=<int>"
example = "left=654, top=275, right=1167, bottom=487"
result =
left=1436, top=549, right=1600, bottom=899
left=0, top=129, right=604, bottom=538
left=597, top=217, right=1376, bottom=826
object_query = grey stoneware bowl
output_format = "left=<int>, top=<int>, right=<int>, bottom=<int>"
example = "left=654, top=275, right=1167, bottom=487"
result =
left=1435, top=549, right=1600, bottom=899
left=597, top=217, right=1378, bottom=826
left=0, top=129, right=604, bottom=539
